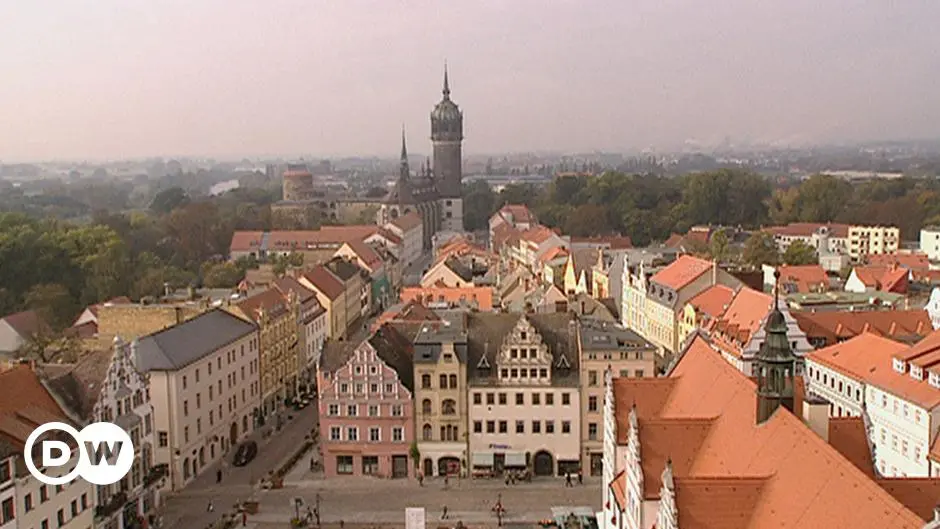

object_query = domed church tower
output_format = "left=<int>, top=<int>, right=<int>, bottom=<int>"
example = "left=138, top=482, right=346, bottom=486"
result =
left=431, top=63, right=464, bottom=231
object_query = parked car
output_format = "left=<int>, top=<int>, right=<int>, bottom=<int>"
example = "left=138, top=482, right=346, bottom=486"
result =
left=233, top=441, right=258, bottom=467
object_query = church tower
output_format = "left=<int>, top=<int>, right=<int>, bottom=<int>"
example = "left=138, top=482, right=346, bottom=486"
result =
left=756, top=271, right=797, bottom=424
left=431, top=63, right=464, bottom=232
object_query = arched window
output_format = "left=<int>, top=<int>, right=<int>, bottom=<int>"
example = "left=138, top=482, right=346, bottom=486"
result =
left=448, top=374, right=457, bottom=389
left=422, top=399, right=432, bottom=415
left=440, top=426, right=446, bottom=441
left=183, top=458, right=191, bottom=479
left=441, top=399, right=457, bottom=416
left=439, top=374, right=447, bottom=388
left=423, top=424, right=433, bottom=441
left=421, top=374, right=432, bottom=389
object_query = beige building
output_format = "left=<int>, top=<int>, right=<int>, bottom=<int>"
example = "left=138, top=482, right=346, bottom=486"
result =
left=848, top=225, right=901, bottom=261
left=229, top=288, right=301, bottom=416
left=135, top=309, right=261, bottom=491
left=273, top=278, right=328, bottom=388
left=577, top=317, right=656, bottom=476
left=0, top=365, right=95, bottom=529
left=466, top=313, right=581, bottom=477
left=412, top=318, right=470, bottom=478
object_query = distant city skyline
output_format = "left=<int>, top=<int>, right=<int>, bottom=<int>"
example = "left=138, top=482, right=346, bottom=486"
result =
left=2, top=1, right=940, bottom=162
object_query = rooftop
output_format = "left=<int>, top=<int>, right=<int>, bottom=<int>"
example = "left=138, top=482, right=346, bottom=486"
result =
left=649, top=255, right=714, bottom=291
left=135, top=309, right=257, bottom=372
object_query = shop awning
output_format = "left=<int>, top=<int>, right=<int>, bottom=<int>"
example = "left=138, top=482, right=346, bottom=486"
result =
left=505, top=452, right=527, bottom=467
left=471, top=452, right=494, bottom=467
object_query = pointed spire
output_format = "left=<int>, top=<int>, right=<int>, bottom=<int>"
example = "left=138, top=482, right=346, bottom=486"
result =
left=400, top=125, right=408, bottom=162
left=442, top=61, right=451, bottom=99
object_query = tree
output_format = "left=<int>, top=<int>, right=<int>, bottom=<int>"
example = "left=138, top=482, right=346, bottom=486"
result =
left=462, top=181, right=496, bottom=231
left=742, top=232, right=780, bottom=267
left=564, top=204, right=612, bottom=237
left=782, top=240, right=818, bottom=265
left=203, top=262, right=243, bottom=289
left=793, top=174, right=852, bottom=222
left=150, top=187, right=189, bottom=214
left=24, top=283, right=76, bottom=332
left=708, top=229, right=731, bottom=263
left=409, top=441, right=421, bottom=470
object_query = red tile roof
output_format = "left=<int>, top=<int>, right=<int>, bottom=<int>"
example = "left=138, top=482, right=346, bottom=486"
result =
left=519, top=226, right=556, bottom=245
left=233, top=287, right=290, bottom=323
left=649, top=255, right=714, bottom=290
left=0, top=365, right=71, bottom=449
left=686, top=284, right=735, bottom=321
left=342, top=239, right=382, bottom=270
left=808, top=333, right=940, bottom=410
left=852, top=265, right=909, bottom=293
left=374, top=227, right=403, bottom=245
left=792, top=310, right=931, bottom=346
left=229, top=227, right=381, bottom=253
left=877, top=479, right=940, bottom=522
left=778, top=264, right=829, bottom=293
left=673, top=477, right=768, bottom=529
left=708, top=287, right=773, bottom=357
left=497, top=204, right=536, bottom=226
left=766, top=222, right=850, bottom=238
left=301, top=266, right=345, bottom=301
left=828, top=417, right=875, bottom=477
left=868, top=253, right=930, bottom=271
left=389, top=211, right=422, bottom=232
left=612, top=334, right=926, bottom=528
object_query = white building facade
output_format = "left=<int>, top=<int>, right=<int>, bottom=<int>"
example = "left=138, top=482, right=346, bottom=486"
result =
left=921, top=227, right=940, bottom=262
left=135, top=310, right=262, bottom=491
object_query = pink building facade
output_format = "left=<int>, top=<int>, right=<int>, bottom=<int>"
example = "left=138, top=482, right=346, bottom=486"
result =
left=318, top=337, right=415, bottom=478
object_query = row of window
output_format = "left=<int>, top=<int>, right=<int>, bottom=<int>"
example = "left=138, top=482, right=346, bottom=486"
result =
left=326, top=403, right=404, bottom=417
left=879, top=428, right=927, bottom=463
left=329, top=425, right=405, bottom=443
left=338, top=381, right=397, bottom=395
left=181, top=342, right=257, bottom=391
left=12, top=485, right=91, bottom=528
left=472, top=420, right=572, bottom=435
left=498, top=367, right=549, bottom=380
left=473, top=391, right=572, bottom=406
left=183, top=378, right=257, bottom=418
left=421, top=373, right=459, bottom=390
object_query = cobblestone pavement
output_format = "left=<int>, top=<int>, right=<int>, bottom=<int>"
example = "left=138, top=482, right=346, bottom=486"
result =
left=156, top=402, right=321, bottom=529
left=244, top=475, right=600, bottom=527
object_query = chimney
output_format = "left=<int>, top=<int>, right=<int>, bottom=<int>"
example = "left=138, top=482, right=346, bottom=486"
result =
left=712, top=260, right=718, bottom=285
left=174, top=306, right=184, bottom=325
left=802, top=395, right=830, bottom=442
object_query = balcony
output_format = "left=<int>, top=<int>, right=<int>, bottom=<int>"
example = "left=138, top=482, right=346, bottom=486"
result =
left=95, top=491, right=128, bottom=520
left=144, top=464, right=168, bottom=487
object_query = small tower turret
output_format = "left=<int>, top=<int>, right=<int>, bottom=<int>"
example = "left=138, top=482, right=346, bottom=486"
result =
left=756, top=270, right=796, bottom=424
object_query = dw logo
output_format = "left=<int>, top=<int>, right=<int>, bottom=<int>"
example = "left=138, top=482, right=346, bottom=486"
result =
left=24, top=422, right=135, bottom=485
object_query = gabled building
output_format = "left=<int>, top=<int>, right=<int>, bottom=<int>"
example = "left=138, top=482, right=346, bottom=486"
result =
left=577, top=318, right=655, bottom=476
left=0, top=310, right=47, bottom=359
left=325, top=257, right=371, bottom=330
left=764, top=264, right=830, bottom=294
left=805, top=330, right=940, bottom=477
left=317, top=328, right=415, bottom=478
left=335, top=238, right=391, bottom=312
left=466, top=313, right=581, bottom=477
left=601, top=307, right=929, bottom=529
left=489, top=205, right=537, bottom=251
left=677, top=283, right=735, bottom=347
left=845, top=264, right=910, bottom=294
left=0, top=365, right=96, bottom=529
left=793, top=309, right=932, bottom=348
left=134, top=309, right=260, bottom=490
left=229, top=287, right=301, bottom=415
left=563, top=248, right=599, bottom=296
left=273, top=277, right=328, bottom=387
left=45, top=338, right=162, bottom=529
left=384, top=211, right=424, bottom=270
left=421, top=256, right=474, bottom=289
left=707, top=286, right=812, bottom=375
left=411, top=316, right=470, bottom=477
left=298, top=265, right=347, bottom=341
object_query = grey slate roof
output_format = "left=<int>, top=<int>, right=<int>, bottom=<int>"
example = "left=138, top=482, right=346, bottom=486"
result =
left=135, top=309, right=257, bottom=372
left=369, top=325, right=415, bottom=392
left=465, top=312, right=578, bottom=387
left=443, top=257, right=473, bottom=283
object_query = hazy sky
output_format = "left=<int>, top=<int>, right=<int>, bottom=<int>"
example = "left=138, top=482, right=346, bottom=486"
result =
left=3, top=1, right=940, bottom=161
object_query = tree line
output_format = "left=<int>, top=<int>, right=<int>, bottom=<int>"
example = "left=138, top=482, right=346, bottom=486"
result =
left=462, top=170, right=940, bottom=246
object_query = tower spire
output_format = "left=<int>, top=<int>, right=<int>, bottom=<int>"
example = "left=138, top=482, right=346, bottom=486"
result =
left=399, top=125, right=410, bottom=181
left=442, top=61, right=451, bottom=99
left=756, top=269, right=796, bottom=424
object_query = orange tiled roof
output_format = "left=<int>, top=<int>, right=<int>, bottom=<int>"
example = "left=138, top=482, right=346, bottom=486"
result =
left=778, top=264, right=829, bottom=293
left=649, top=255, right=714, bottom=290
left=853, top=265, right=909, bottom=293
left=877, top=479, right=940, bottom=522
left=930, top=433, right=940, bottom=463
left=0, top=365, right=72, bottom=449
left=808, top=333, right=940, bottom=410
left=792, top=310, right=931, bottom=346
left=519, top=226, right=556, bottom=245
left=497, top=204, right=536, bottom=226
left=233, top=287, right=290, bottom=323
left=342, top=238, right=382, bottom=269
left=538, top=245, right=569, bottom=264
left=612, top=334, right=925, bottom=528
left=707, top=287, right=773, bottom=357
left=610, top=470, right=626, bottom=509
left=868, top=253, right=930, bottom=271
left=300, top=265, right=344, bottom=301
left=828, top=417, right=875, bottom=477
left=686, top=284, right=735, bottom=320
left=673, top=477, right=768, bottom=529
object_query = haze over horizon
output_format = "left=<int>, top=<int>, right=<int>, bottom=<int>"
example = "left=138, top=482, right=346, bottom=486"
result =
left=3, top=0, right=940, bottom=162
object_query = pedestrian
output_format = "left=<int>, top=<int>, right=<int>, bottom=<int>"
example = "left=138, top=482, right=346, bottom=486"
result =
left=241, top=511, right=247, bottom=527
left=314, top=507, right=320, bottom=527
left=577, top=468, right=583, bottom=485
left=216, top=469, right=222, bottom=483
left=340, top=520, right=345, bottom=529
left=565, top=472, right=572, bottom=487
left=444, top=474, right=449, bottom=489
left=442, top=506, right=449, bottom=519
left=207, top=501, right=214, bottom=512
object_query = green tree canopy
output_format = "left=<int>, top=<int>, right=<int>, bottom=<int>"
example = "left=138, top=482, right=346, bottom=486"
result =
left=782, top=240, right=818, bottom=265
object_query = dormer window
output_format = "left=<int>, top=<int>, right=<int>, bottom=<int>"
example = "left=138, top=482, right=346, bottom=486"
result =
left=910, top=365, right=924, bottom=381
left=893, top=358, right=907, bottom=373
left=520, top=331, right=527, bottom=341
left=929, top=372, right=940, bottom=389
